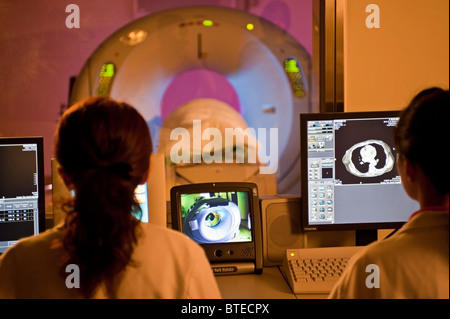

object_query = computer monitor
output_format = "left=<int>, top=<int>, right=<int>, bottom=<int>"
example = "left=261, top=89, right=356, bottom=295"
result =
left=300, top=111, right=420, bottom=245
left=0, top=137, right=46, bottom=254
left=170, top=182, right=263, bottom=274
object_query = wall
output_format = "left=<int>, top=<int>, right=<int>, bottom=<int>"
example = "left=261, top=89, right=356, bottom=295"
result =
left=0, top=0, right=135, bottom=184
left=343, top=0, right=449, bottom=111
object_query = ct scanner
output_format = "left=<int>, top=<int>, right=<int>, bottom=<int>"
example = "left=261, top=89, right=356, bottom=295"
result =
left=69, top=5, right=313, bottom=195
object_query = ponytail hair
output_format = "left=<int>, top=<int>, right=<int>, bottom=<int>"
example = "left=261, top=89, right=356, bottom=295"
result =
left=55, top=97, right=152, bottom=298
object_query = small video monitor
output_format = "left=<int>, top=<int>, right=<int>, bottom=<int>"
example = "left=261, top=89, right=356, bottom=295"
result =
left=170, top=182, right=263, bottom=274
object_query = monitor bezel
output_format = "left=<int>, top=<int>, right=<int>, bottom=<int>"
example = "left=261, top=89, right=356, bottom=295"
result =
left=300, top=110, right=409, bottom=234
left=170, top=182, right=263, bottom=270
left=0, top=136, right=46, bottom=241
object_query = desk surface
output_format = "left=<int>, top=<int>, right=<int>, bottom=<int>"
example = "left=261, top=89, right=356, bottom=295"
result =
left=215, top=266, right=328, bottom=299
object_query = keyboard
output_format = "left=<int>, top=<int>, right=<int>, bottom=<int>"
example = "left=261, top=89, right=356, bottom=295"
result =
left=282, top=246, right=362, bottom=294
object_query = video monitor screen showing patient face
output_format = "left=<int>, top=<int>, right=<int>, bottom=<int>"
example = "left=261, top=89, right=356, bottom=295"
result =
left=179, top=191, right=252, bottom=244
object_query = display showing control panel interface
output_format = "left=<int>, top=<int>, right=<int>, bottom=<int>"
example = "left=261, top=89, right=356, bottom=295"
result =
left=301, top=111, right=418, bottom=230
left=0, top=137, right=45, bottom=254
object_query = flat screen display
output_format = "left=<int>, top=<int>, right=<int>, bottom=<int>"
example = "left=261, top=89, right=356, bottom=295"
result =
left=300, top=111, right=419, bottom=236
left=0, top=137, right=46, bottom=254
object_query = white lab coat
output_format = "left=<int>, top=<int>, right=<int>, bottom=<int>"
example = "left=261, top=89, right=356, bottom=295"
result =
left=328, top=209, right=449, bottom=299
left=0, top=222, right=222, bottom=299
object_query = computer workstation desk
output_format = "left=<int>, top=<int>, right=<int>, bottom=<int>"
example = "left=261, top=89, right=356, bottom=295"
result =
left=215, top=229, right=394, bottom=299
left=215, top=266, right=329, bottom=299
left=45, top=206, right=389, bottom=300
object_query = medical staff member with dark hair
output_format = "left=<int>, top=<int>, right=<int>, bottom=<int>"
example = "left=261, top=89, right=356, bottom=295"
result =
left=0, top=96, right=222, bottom=299
left=329, top=87, right=449, bottom=299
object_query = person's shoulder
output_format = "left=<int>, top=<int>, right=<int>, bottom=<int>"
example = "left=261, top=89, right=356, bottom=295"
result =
left=410, top=209, right=449, bottom=227
left=347, top=229, right=419, bottom=272
left=0, top=225, right=63, bottom=266
left=138, top=221, right=184, bottom=237
left=6, top=224, right=62, bottom=251
left=357, top=236, right=400, bottom=259
left=138, top=222, right=203, bottom=250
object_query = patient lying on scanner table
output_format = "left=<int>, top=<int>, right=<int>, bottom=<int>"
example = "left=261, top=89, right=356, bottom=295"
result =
left=157, top=98, right=278, bottom=199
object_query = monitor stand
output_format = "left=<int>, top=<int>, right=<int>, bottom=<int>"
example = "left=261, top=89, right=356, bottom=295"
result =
left=355, top=229, right=378, bottom=246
